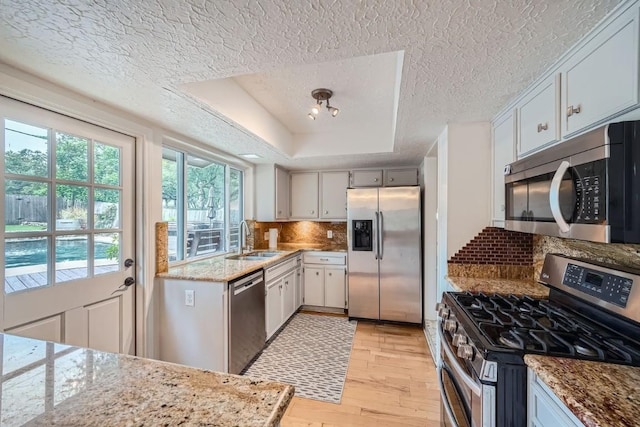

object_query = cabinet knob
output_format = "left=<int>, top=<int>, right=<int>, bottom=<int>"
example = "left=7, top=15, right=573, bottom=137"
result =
left=311, top=210, right=315, bottom=214
left=537, top=123, right=548, bottom=132
left=316, top=272, right=319, bottom=276
left=373, top=178, right=378, bottom=182
left=389, top=177, right=394, bottom=182
left=567, top=105, right=581, bottom=117
left=324, top=210, right=328, bottom=214
left=329, top=273, right=332, bottom=276
left=278, top=210, right=282, bottom=214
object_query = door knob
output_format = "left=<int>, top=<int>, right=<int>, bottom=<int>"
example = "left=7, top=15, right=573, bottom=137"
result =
left=124, top=258, right=134, bottom=268
left=123, top=277, right=135, bottom=287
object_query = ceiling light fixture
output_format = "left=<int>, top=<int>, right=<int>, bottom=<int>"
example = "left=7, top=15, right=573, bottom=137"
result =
left=308, top=88, right=339, bottom=119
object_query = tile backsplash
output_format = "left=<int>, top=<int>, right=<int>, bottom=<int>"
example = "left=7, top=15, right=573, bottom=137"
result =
left=252, top=221, right=347, bottom=249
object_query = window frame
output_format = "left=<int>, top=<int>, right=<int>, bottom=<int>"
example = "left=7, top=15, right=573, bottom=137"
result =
left=162, top=143, right=245, bottom=264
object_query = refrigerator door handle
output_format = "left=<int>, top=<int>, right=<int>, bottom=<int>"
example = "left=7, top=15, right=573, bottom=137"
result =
left=374, top=211, right=380, bottom=259
left=379, top=211, right=384, bottom=260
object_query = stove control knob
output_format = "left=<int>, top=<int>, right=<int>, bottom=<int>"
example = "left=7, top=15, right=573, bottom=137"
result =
left=452, top=333, right=467, bottom=347
left=438, top=307, right=450, bottom=319
left=457, top=344, right=474, bottom=361
left=444, top=319, right=458, bottom=333
left=435, top=303, right=446, bottom=312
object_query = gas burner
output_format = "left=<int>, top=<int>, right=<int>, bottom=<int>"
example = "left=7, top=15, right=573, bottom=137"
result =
left=499, top=333, right=523, bottom=349
left=574, top=343, right=599, bottom=357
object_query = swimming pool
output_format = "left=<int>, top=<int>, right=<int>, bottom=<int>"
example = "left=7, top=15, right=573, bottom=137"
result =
left=5, top=239, right=114, bottom=269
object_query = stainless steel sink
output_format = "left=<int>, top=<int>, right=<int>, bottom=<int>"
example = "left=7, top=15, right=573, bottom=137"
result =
left=225, top=251, right=284, bottom=261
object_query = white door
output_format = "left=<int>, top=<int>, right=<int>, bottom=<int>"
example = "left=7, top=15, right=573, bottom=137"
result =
left=1, top=97, right=135, bottom=354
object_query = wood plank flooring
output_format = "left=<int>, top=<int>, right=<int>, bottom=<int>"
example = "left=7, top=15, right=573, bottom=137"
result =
left=281, top=321, right=441, bottom=426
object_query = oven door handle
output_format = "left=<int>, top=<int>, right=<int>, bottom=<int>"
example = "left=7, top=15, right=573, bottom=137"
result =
left=437, top=366, right=461, bottom=426
left=549, top=160, right=571, bottom=234
left=438, top=327, right=482, bottom=396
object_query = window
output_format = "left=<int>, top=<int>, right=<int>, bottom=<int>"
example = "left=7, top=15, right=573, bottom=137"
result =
left=162, top=146, right=244, bottom=262
left=3, top=118, right=123, bottom=294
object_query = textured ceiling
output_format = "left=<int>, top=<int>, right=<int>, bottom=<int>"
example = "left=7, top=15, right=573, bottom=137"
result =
left=0, top=0, right=622, bottom=170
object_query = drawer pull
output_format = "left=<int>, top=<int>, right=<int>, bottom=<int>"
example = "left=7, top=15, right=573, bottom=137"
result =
left=537, top=123, right=548, bottom=132
left=320, top=258, right=329, bottom=261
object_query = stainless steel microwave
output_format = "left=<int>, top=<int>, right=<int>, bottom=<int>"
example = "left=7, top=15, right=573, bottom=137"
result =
left=504, top=121, right=640, bottom=243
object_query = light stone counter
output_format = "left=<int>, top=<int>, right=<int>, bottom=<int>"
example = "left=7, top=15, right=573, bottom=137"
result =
left=2, top=333, right=293, bottom=427
left=525, top=355, right=640, bottom=427
left=446, top=276, right=550, bottom=298
left=158, top=244, right=347, bottom=283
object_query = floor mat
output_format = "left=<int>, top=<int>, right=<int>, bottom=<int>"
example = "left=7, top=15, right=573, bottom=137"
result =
left=243, top=313, right=357, bottom=403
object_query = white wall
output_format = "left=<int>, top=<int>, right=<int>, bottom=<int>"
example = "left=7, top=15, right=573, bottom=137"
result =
left=422, top=156, right=438, bottom=321
left=436, top=122, right=492, bottom=299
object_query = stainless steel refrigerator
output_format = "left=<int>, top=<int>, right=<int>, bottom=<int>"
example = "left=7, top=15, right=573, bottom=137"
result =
left=347, top=186, right=422, bottom=323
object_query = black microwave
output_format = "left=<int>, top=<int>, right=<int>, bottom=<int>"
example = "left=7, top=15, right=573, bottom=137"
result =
left=504, top=120, right=640, bottom=243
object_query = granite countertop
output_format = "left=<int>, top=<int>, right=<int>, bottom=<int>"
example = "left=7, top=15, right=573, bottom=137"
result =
left=446, top=276, right=550, bottom=298
left=525, top=355, right=640, bottom=427
left=3, top=333, right=293, bottom=427
left=158, top=244, right=347, bottom=282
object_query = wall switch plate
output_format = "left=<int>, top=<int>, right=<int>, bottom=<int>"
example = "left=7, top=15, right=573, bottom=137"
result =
left=185, top=289, right=195, bottom=307
left=327, top=230, right=333, bottom=238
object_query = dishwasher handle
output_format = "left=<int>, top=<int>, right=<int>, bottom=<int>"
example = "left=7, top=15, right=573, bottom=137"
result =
left=234, top=279, right=263, bottom=295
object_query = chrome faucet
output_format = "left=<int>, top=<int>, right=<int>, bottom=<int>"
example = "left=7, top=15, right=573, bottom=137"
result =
left=238, top=220, right=250, bottom=255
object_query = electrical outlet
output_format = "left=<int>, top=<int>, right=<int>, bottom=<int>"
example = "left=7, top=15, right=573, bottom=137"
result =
left=185, top=289, right=195, bottom=307
left=327, top=230, right=333, bottom=239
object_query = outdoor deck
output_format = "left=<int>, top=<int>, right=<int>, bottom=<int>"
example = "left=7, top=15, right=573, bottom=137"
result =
left=5, top=265, right=119, bottom=293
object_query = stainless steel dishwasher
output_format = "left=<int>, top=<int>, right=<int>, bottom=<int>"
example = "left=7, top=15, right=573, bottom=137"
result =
left=229, top=270, right=266, bottom=374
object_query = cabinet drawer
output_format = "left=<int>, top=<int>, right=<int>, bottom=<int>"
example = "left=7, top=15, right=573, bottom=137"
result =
left=303, top=252, right=346, bottom=265
left=265, top=257, right=296, bottom=282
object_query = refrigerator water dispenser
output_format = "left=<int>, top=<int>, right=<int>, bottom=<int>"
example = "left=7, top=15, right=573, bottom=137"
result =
left=352, top=220, right=373, bottom=251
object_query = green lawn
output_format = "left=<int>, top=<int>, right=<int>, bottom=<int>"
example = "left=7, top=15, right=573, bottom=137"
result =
left=5, top=224, right=46, bottom=232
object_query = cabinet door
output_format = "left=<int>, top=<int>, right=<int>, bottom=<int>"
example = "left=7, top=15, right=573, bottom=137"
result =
left=350, top=170, right=383, bottom=187
left=492, top=111, right=516, bottom=227
left=562, top=6, right=639, bottom=137
left=384, top=168, right=418, bottom=186
left=282, top=271, right=296, bottom=321
left=518, top=74, right=559, bottom=157
left=266, top=280, right=283, bottom=339
left=321, top=171, right=349, bottom=219
left=290, top=172, right=319, bottom=219
left=303, top=267, right=324, bottom=306
left=528, top=369, right=585, bottom=427
left=275, top=166, right=289, bottom=220
left=324, top=267, right=346, bottom=309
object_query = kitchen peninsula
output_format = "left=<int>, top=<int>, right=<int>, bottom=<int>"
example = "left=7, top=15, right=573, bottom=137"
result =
left=0, top=333, right=293, bottom=426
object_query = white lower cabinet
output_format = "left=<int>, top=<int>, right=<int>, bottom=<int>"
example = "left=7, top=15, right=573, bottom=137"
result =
left=266, top=280, right=283, bottom=339
left=302, top=252, right=347, bottom=309
left=528, top=368, right=585, bottom=427
left=303, top=267, right=325, bottom=306
left=265, top=256, right=300, bottom=339
left=295, top=256, right=303, bottom=308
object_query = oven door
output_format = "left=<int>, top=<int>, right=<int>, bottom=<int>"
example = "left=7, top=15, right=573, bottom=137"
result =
left=439, top=326, right=494, bottom=427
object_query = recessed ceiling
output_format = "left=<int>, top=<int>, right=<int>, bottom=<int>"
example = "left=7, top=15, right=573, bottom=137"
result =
left=180, top=51, right=403, bottom=159
left=0, top=0, right=622, bottom=170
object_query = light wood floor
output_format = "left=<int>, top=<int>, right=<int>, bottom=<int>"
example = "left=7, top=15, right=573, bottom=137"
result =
left=281, top=321, right=441, bottom=427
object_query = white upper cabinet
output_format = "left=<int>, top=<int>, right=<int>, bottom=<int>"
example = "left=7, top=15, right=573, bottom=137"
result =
left=517, top=74, right=560, bottom=157
left=290, top=172, right=319, bottom=219
left=275, top=166, right=289, bottom=220
left=384, top=168, right=418, bottom=186
left=561, top=5, right=639, bottom=137
left=350, top=170, right=383, bottom=187
left=492, top=110, right=516, bottom=227
left=255, top=164, right=289, bottom=221
left=320, top=171, right=349, bottom=220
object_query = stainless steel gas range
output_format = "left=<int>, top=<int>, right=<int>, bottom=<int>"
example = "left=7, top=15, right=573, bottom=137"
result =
left=437, top=253, right=640, bottom=427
